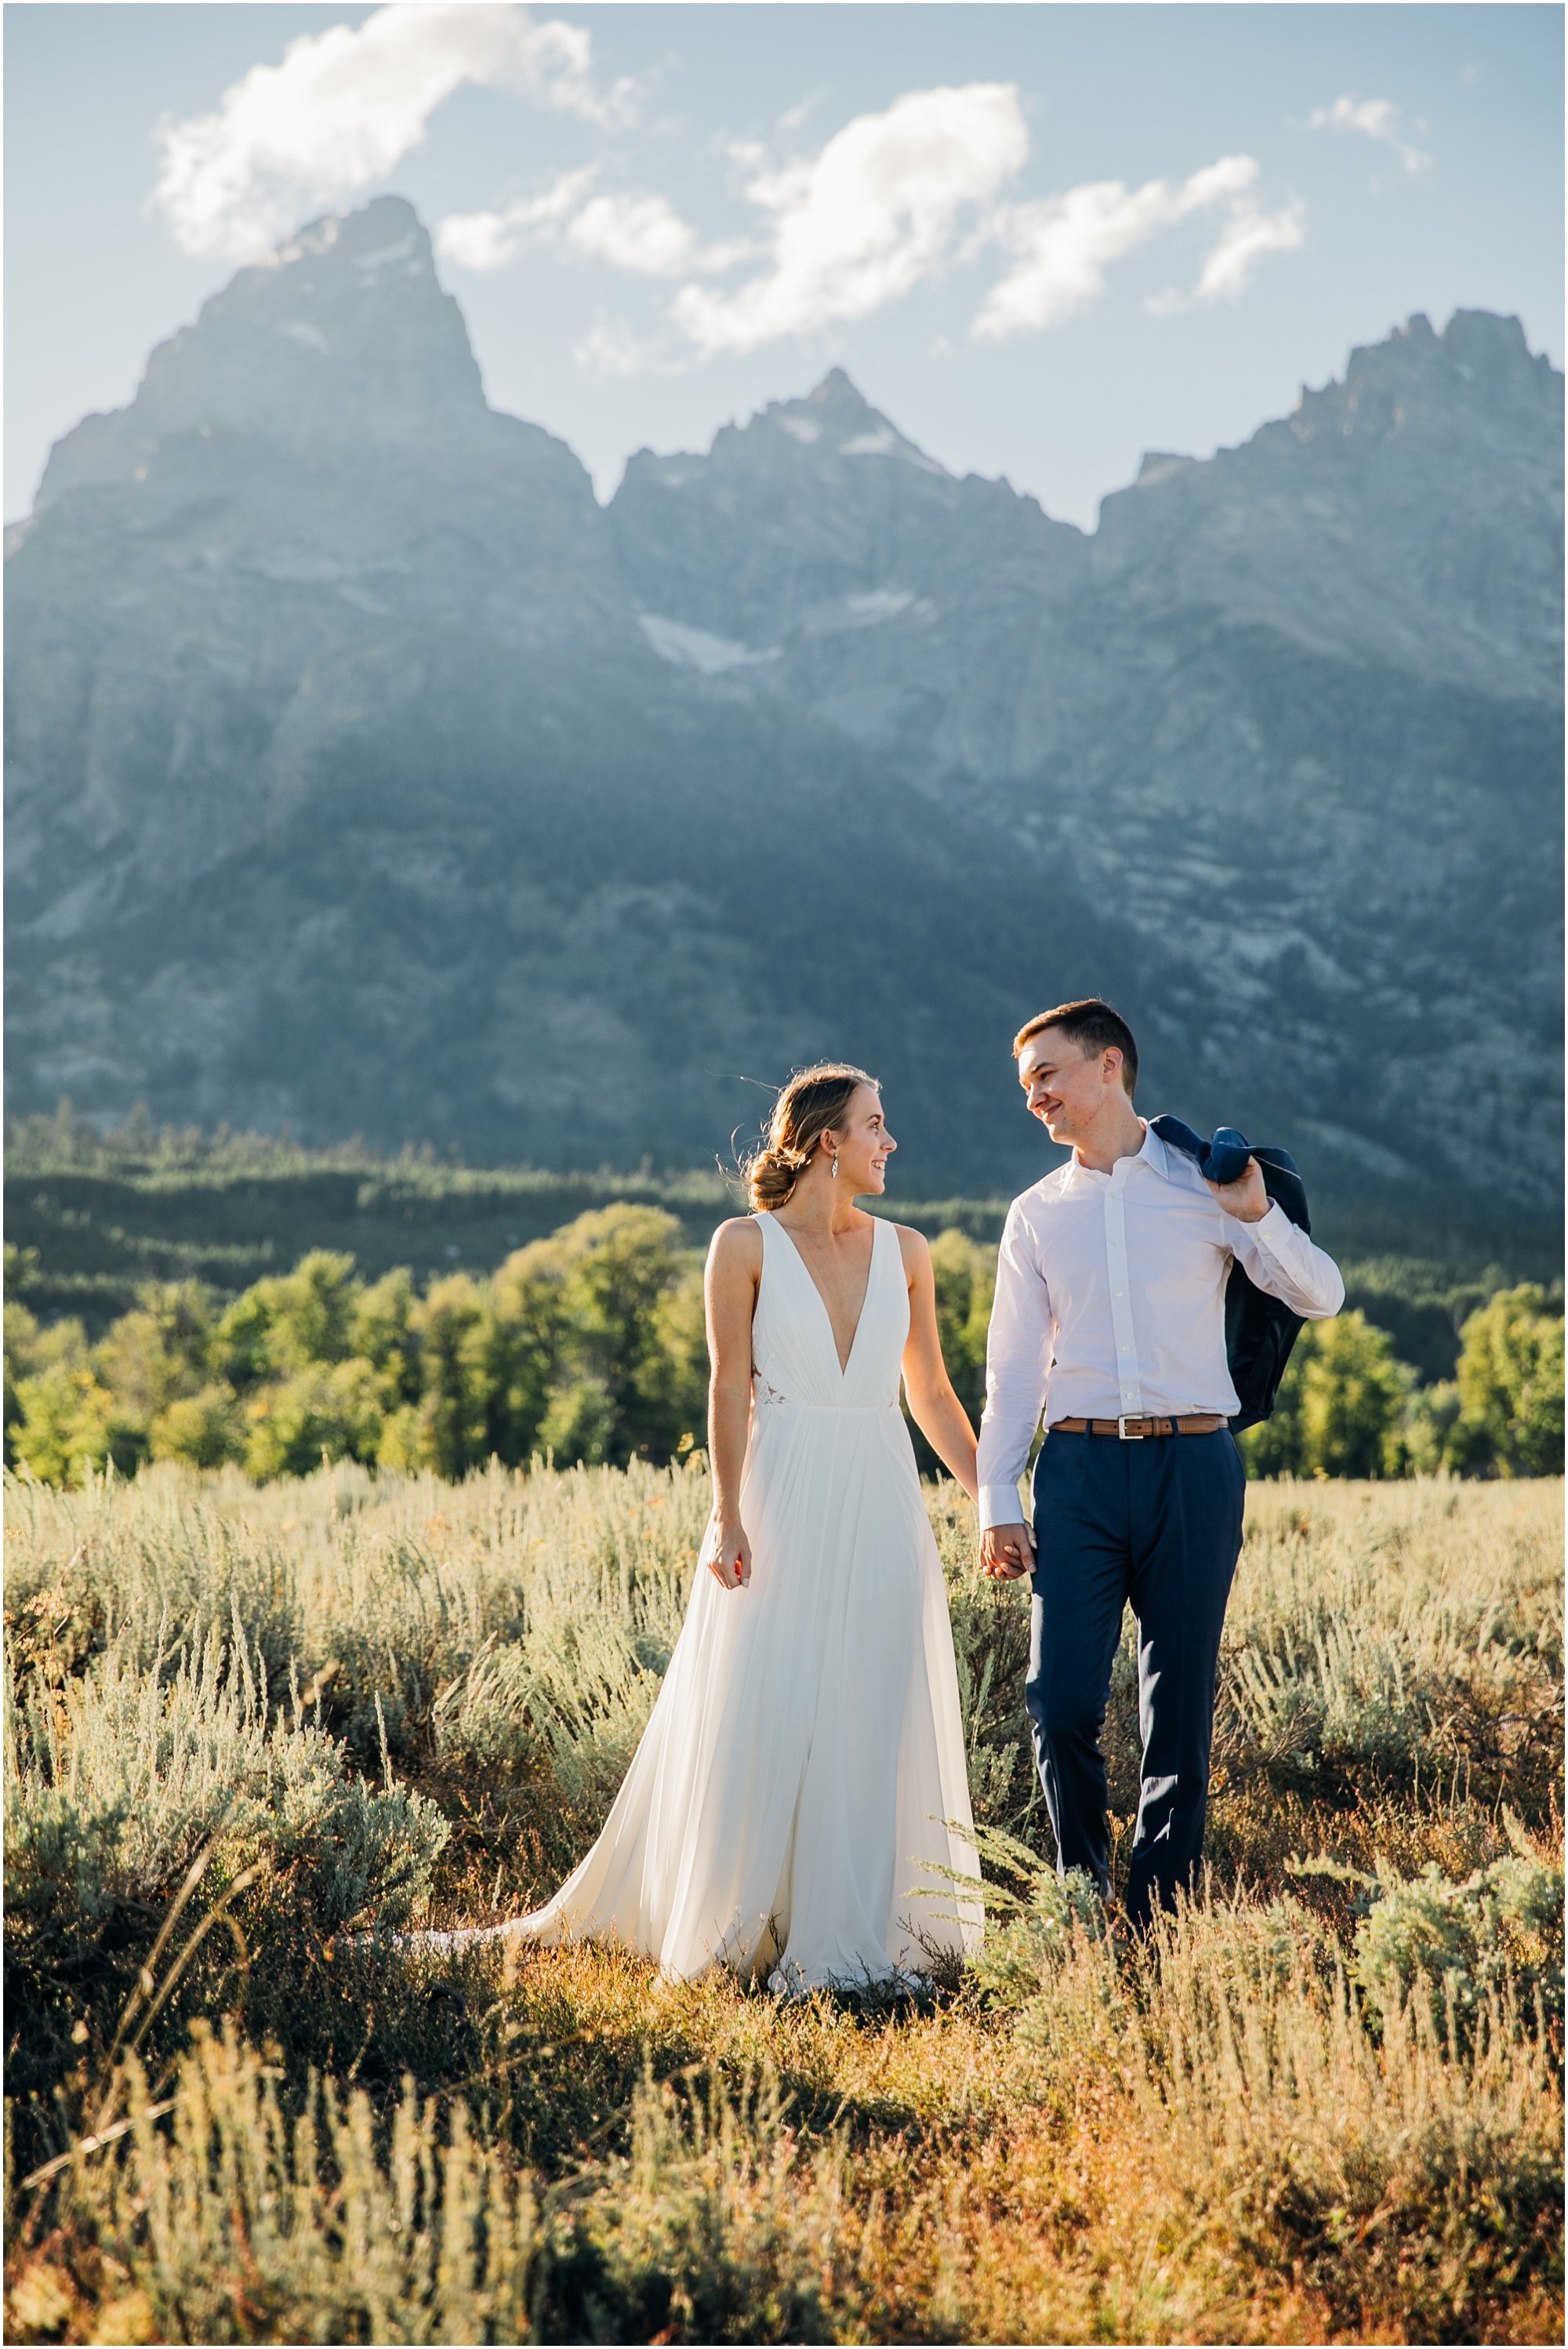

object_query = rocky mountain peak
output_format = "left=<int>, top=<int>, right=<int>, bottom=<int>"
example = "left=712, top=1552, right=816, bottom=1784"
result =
left=1093, top=307, right=1563, bottom=699
left=1292, top=305, right=1560, bottom=444
left=623, top=366, right=947, bottom=499
left=1441, top=305, right=1553, bottom=383
left=9, top=195, right=630, bottom=921
left=7, top=216, right=1559, bottom=1227
left=38, top=196, right=487, bottom=506
left=610, top=359, right=1083, bottom=652
left=753, top=369, right=948, bottom=471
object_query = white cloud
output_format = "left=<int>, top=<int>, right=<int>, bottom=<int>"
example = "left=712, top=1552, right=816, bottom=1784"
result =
left=151, top=3, right=634, bottom=262
left=974, top=154, right=1288, bottom=339
left=1188, top=194, right=1306, bottom=303
left=567, top=192, right=748, bottom=278
left=1306, top=95, right=1431, bottom=176
left=669, top=82, right=1028, bottom=356
left=777, top=88, right=830, bottom=136
left=569, top=191, right=699, bottom=275
left=572, top=317, right=688, bottom=377
left=439, top=180, right=746, bottom=281
left=436, top=167, right=597, bottom=272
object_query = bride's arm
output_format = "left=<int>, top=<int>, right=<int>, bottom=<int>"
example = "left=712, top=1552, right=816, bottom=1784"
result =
left=896, top=1228, right=980, bottom=1502
left=701, top=1218, right=762, bottom=1588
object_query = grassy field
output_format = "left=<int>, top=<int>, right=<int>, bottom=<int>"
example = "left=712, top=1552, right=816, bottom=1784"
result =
left=5, top=1464, right=1562, bottom=2344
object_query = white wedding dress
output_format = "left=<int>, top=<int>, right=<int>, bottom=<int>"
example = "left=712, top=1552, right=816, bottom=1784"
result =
left=420, top=1211, right=982, bottom=1991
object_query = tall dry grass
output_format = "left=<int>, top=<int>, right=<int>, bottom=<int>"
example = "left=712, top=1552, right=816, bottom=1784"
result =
left=5, top=1464, right=1562, bottom=2343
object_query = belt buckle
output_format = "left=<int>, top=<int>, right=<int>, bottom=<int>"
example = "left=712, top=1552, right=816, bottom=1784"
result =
left=1116, top=1414, right=1145, bottom=1440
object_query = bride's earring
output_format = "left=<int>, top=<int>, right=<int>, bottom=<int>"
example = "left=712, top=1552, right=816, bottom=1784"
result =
left=830, top=1148, right=840, bottom=1180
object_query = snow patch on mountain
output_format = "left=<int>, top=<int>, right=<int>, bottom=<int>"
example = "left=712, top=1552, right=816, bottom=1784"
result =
left=638, top=614, right=779, bottom=673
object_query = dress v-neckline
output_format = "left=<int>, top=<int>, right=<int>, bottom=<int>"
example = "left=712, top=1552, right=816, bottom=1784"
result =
left=768, top=1214, right=880, bottom=1378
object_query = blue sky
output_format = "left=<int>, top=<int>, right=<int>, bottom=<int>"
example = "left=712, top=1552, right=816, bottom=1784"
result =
left=5, top=3, right=1562, bottom=525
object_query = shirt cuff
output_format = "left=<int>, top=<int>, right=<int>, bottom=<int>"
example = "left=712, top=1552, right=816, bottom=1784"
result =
left=1241, top=1199, right=1290, bottom=1248
left=978, top=1481, right=1030, bottom=1532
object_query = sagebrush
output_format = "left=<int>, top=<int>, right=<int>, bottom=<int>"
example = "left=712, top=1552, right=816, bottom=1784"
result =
left=5, top=1465, right=1563, bottom=2344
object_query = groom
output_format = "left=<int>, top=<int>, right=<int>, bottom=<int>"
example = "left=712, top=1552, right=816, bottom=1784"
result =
left=975, top=999, right=1344, bottom=1927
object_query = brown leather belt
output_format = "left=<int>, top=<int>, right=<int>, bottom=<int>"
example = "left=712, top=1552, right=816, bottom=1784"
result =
left=1049, top=1414, right=1228, bottom=1440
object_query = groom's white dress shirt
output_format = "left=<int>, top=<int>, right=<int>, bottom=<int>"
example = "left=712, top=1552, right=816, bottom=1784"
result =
left=975, top=1120, right=1345, bottom=1530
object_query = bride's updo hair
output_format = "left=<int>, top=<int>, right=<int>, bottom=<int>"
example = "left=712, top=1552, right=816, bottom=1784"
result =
left=743, top=1063, right=878, bottom=1211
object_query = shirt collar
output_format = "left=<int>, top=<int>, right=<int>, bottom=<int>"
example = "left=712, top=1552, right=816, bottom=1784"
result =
left=1141, top=1120, right=1176, bottom=1181
left=1061, top=1119, right=1160, bottom=1191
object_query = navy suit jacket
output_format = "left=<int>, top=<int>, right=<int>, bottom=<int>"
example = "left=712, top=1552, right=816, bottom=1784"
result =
left=1147, top=1117, right=1312, bottom=1433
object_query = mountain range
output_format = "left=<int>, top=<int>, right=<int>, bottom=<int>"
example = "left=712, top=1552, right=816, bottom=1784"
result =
left=6, top=195, right=1563, bottom=1243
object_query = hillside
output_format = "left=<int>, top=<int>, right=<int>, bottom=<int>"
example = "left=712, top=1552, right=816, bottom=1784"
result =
left=7, top=1114, right=1551, bottom=1383
left=5, top=195, right=1562, bottom=1235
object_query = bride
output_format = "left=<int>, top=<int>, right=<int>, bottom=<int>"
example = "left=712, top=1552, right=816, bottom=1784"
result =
left=418, top=1064, right=983, bottom=1992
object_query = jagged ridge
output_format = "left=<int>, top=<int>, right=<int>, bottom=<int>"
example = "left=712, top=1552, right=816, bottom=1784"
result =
left=5, top=198, right=1562, bottom=1227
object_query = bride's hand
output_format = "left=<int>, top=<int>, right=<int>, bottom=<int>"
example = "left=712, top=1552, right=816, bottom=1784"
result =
left=701, top=1512, right=753, bottom=1590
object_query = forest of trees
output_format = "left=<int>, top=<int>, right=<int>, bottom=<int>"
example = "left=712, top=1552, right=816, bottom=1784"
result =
left=5, top=1206, right=1562, bottom=1489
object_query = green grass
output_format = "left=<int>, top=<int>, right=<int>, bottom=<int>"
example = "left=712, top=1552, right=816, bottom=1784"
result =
left=5, top=1466, right=1563, bottom=2344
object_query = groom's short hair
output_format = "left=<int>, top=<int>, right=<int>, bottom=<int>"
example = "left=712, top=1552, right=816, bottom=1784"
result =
left=1014, top=999, right=1138, bottom=1097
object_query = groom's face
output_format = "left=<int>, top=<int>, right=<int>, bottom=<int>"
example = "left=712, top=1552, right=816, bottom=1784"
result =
left=1018, top=1031, right=1121, bottom=1142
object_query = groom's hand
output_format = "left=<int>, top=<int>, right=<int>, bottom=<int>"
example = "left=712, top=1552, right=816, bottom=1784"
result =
left=980, top=1523, right=1035, bottom=1581
left=1206, top=1155, right=1270, bottom=1224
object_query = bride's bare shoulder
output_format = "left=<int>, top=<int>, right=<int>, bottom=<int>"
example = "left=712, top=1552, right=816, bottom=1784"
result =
left=708, top=1216, right=764, bottom=1273
left=891, top=1223, right=934, bottom=1276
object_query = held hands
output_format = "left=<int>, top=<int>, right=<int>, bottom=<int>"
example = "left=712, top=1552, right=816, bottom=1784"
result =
left=700, top=1511, right=753, bottom=1591
left=979, top=1523, right=1035, bottom=1582
left=1204, top=1154, right=1270, bottom=1224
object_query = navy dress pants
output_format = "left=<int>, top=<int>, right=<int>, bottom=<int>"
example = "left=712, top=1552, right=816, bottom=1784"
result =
left=1026, top=1429, right=1246, bottom=1928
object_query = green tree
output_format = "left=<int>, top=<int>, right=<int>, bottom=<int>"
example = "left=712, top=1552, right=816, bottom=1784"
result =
left=1241, top=1312, right=1414, bottom=1479
left=402, top=1274, right=492, bottom=1477
left=243, top=1360, right=387, bottom=1480
left=5, top=1296, right=146, bottom=1484
left=1451, top=1285, right=1565, bottom=1477
left=151, top=1385, right=246, bottom=1469
left=4, top=1323, right=28, bottom=1465
left=2, top=1204, right=1025, bottom=1490
left=1237, top=1331, right=1312, bottom=1478
left=209, top=1285, right=277, bottom=1394
left=1300, top=1312, right=1415, bottom=1478
left=901, top=1228, right=995, bottom=1476
left=486, top=1243, right=575, bottom=1465
left=350, top=1268, right=423, bottom=1413
left=926, top=1229, right=994, bottom=1425
left=536, top=1374, right=619, bottom=1468
left=212, top=1251, right=361, bottom=1388
left=1401, top=1378, right=1466, bottom=1476
left=93, top=1282, right=216, bottom=1429
left=543, top=1206, right=701, bottom=1467
left=9, top=1360, right=143, bottom=1484
left=492, top=1212, right=705, bottom=1469
left=3, top=1293, right=47, bottom=1465
left=639, top=1258, right=710, bottom=1458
